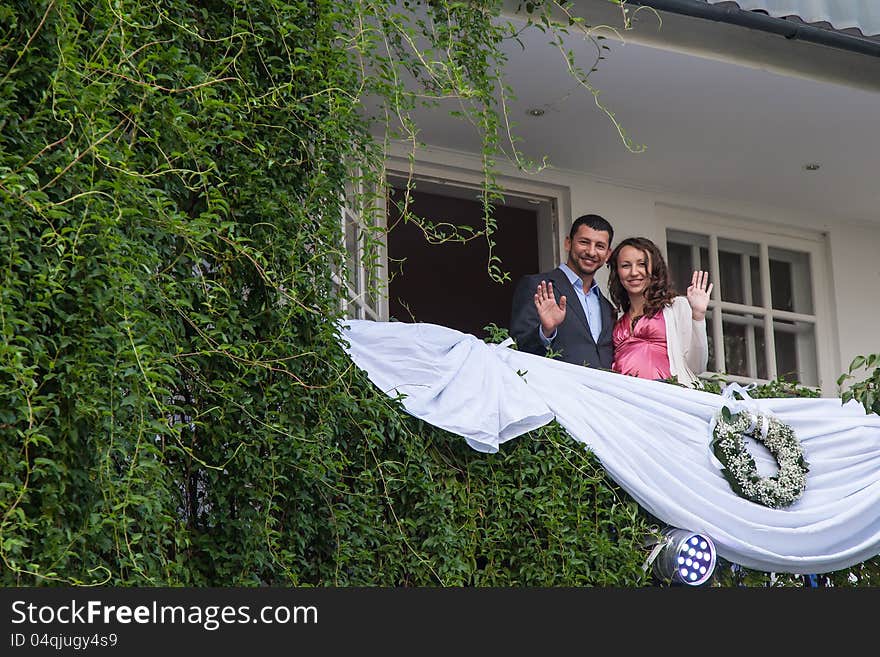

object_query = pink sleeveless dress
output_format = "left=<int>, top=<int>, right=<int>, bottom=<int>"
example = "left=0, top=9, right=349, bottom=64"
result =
left=612, top=311, right=672, bottom=380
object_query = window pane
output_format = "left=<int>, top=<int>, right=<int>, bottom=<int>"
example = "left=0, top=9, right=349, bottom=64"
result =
left=666, top=230, right=710, bottom=296
left=666, top=241, right=692, bottom=297
left=345, top=212, right=360, bottom=293
left=769, top=247, right=813, bottom=314
left=723, top=321, right=748, bottom=376
left=363, top=227, right=381, bottom=311
left=717, top=238, right=760, bottom=306
left=706, top=309, right=715, bottom=371
left=753, top=324, right=768, bottom=380
left=362, top=187, right=382, bottom=312
left=721, top=311, right=767, bottom=379
left=718, top=251, right=744, bottom=304
left=774, top=320, right=818, bottom=386
left=750, top=256, right=762, bottom=307
left=769, top=259, right=793, bottom=313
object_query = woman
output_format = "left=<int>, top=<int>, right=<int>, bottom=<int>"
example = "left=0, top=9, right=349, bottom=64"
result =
left=607, top=237, right=712, bottom=388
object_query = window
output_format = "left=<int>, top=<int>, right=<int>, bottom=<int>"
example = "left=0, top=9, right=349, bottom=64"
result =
left=666, top=222, right=827, bottom=388
left=337, top=172, right=386, bottom=321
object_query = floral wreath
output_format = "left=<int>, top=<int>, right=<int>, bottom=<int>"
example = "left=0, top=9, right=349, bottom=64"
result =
left=710, top=387, right=809, bottom=509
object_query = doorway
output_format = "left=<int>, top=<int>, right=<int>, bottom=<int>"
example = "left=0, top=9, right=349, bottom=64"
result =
left=385, top=179, right=557, bottom=338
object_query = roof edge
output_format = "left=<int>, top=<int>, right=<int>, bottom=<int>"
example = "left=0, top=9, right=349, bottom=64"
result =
left=628, top=0, right=880, bottom=57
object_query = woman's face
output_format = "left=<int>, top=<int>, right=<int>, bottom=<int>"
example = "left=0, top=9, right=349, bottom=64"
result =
left=616, top=245, right=652, bottom=298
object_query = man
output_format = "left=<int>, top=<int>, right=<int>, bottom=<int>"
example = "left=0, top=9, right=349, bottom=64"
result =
left=509, top=214, right=615, bottom=368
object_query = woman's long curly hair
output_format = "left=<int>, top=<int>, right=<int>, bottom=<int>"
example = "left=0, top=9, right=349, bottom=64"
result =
left=608, top=237, right=678, bottom=318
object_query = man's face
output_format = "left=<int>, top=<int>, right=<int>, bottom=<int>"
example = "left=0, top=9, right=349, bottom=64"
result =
left=565, top=225, right=612, bottom=280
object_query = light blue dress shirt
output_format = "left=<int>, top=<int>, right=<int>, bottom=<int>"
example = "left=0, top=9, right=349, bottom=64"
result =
left=539, top=263, right=603, bottom=344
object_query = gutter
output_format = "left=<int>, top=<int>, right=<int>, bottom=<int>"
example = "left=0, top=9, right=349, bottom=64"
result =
left=627, top=0, right=880, bottom=58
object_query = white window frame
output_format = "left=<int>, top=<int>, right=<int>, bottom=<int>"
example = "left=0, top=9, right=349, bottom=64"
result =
left=659, top=204, right=836, bottom=395
left=336, top=170, right=388, bottom=321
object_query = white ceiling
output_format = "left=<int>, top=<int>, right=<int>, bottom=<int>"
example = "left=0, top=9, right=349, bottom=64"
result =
left=401, top=7, right=880, bottom=225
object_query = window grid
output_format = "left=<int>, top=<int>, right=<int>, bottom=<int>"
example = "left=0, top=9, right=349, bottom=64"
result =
left=668, top=227, right=820, bottom=388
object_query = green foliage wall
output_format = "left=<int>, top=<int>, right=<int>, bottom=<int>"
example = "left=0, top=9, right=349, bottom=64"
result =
left=0, top=0, right=656, bottom=587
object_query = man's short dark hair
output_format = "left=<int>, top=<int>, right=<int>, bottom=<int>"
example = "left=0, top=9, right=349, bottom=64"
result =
left=569, top=214, right=613, bottom=244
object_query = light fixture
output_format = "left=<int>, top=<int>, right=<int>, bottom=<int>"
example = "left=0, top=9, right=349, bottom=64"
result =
left=803, top=162, right=821, bottom=171
left=526, top=108, right=545, bottom=117
left=647, top=527, right=717, bottom=586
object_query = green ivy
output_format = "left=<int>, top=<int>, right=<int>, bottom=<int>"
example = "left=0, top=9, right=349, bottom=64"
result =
left=838, top=354, right=880, bottom=417
left=0, top=0, right=655, bottom=587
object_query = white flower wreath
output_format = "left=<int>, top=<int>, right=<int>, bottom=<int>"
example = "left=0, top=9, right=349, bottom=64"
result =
left=711, top=405, right=809, bottom=509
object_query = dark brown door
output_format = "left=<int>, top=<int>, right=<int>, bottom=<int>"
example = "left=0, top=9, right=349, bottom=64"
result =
left=387, top=187, right=539, bottom=339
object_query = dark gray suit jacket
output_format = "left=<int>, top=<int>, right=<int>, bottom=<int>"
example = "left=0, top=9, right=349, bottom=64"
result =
left=509, top=267, right=615, bottom=369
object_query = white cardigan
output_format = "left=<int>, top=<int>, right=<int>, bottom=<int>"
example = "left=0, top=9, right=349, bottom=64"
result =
left=662, top=296, right=709, bottom=388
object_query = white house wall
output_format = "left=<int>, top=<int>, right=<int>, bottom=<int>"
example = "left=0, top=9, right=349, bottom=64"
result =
left=826, top=223, right=880, bottom=372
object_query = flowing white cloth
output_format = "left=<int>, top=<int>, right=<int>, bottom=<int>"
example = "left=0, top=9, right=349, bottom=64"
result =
left=340, top=319, right=880, bottom=574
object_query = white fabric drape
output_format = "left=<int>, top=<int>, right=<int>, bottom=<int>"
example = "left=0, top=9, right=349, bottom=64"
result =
left=709, top=1, right=880, bottom=36
left=341, top=319, right=880, bottom=574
